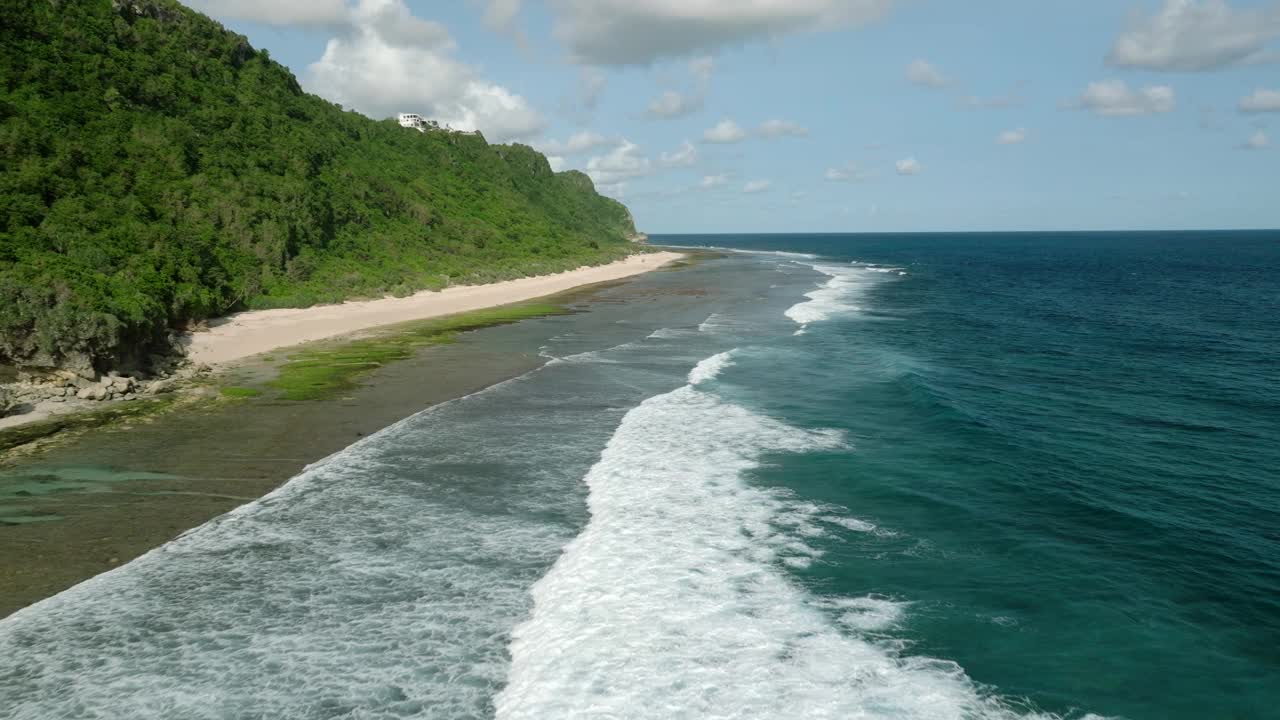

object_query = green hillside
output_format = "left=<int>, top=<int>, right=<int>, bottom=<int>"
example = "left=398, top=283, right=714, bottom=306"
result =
left=0, top=0, right=638, bottom=373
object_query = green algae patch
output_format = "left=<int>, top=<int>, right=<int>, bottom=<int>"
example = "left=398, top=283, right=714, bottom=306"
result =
left=0, top=397, right=180, bottom=456
left=270, top=302, right=570, bottom=401
left=220, top=386, right=263, bottom=399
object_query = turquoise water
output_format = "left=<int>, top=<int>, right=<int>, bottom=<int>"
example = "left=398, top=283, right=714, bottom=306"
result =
left=1, top=232, right=1276, bottom=718
left=662, top=232, right=1280, bottom=719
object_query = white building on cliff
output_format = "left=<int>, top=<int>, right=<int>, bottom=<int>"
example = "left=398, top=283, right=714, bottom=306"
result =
left=397, top=113, right=479, bottom=136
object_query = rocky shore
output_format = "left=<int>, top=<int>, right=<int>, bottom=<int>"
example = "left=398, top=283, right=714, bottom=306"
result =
left=0, top=362, right=206, bottom=429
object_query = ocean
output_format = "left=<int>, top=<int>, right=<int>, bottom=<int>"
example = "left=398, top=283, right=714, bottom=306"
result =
left=2, top=231, right=1277, bottom=719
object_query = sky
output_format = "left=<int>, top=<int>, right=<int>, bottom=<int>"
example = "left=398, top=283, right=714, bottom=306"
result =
left=191, top=0, right=1280, bottom=233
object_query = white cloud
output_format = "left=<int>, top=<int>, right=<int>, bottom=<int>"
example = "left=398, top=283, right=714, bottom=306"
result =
left=1240, top=88, right=1280, bottom=113
left=960, top=92, right=1023, bottom=109
left=1107, top=0, right=1280, bottom=71
left=703, top=118, right=748, bottom=143
left=906, top=59, right=948, bottom=88
left=659, top=140, right=698, bottom=167
left=306, top=0, right=544, bottom=141
left=824, top=163, right=874, bottom=182
left=546, top=155, right=566, bottom=172
left=646, top=56, right=715, bottom=119
left=895, top=157, right=922, bottom=175
left=647, top=90, right=705, bottom=118
left=581, top=138, right=696, bottom=187
left=1069, top=80, right=1176, bottom=117
left=585, top=140, right=653, bottom=185
left=1243, top=129, right=1270, bottom=149
left=700, top=173, right=729, bottom=188
left=689, top=55, right=716, bottom=85
left=189, top=0, right=350, bottom=27
left=483, top=0, right=523, bottom=30
left=996, top=128, right=1028, bottom=144
left=743, top=179, right=772, bottom=193
left=539, top=131, right=617, bottom=155
left=546, top=0, right=895, bottom=65
left=757, top=119, right=810, bottom=137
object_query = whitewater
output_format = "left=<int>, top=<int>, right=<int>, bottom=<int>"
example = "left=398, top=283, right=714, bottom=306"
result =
left=0, top=249, right=1106, bottom=719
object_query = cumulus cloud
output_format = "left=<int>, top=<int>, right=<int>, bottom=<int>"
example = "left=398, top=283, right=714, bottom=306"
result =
left=585, top=140, right=653, bottom=185
left=996, top=128, right=1028, bottom=144
left=659, top=140, right=699, bottom=167
left=579, top=138, right=698, bottom=191
left=1106, top=0, right=1280, bottom=71
left=757, top=119, right=810, bottom=137
left=703, top=118, right=748, bottom=143
left=823, top=163, right=874, bottom=182
left=305, top=0, right=544, bottom=141
left=539, top=131, right=617, bottom=155
left=647, top=90, right=705, bottom=118
left=906, top=59, right=948, bottom=88
left=689, top=55, right=716, bottom=85
left=189, top=0, right=350, bottom=27
left=1242, top=129, right=1270, bottom=149
left=960, top=91, right=1024, bottom=109
left=546, top=155, right=566, bottom=172
left=895, top=157, right=922, bottom=175
left=1240, top=88, right=1280, bottom=113
left=646, top=56, right=715, bottom=119
left=1069, top=80, right=1175, bottom=116
left=743, top=179, right=772, bottom=193
left=700, top=173, right=729, bottom=188
left=546, top=0, right=895, bottom=65
left=483, top=0, right=523, bottom=30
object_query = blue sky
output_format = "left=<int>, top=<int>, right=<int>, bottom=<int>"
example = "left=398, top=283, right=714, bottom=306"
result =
left=194, top=1, right=1279, bottom=233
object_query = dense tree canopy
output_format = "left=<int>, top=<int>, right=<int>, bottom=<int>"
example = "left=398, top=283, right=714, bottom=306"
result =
left=0, top=0, right=637, bottom=372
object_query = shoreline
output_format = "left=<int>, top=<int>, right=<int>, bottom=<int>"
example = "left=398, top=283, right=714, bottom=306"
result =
left=0, top=252, right=687, bottom=615
left=184, top=252, right=684, bottom=367
left=0, top=252, right=683, bottom=434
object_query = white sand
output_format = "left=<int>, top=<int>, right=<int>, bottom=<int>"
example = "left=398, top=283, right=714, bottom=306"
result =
left=183, top=252, right=684, bottom=367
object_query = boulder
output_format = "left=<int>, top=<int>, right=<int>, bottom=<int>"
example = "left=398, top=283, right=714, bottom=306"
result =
left=0, top=386, right=13, bottom=417
left=144, top=379, right=178, bottom=395
left=77, top=386, right=109, bottom=401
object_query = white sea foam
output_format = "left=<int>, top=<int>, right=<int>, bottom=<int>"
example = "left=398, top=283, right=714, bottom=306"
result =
left=662, top=244, right=819, bottom=260
left=688, top=350, right=736, bottom=385
left=698, top=312, right=732, bottom=333
left=0, top=365, right=596, bottom=720
left=647, top=327, right=697, bottom=340
left=820, top=595, right=909, bottom=632
left=785, top=263, right=905, bottom=329
left=496, top=373, right=1066, bottom=719
left=736, top=249, right=820, bottom=260
left=784, top=264, right=866, bottom=326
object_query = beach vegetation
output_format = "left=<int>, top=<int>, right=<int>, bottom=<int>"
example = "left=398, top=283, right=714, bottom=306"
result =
left=269, top=303, right=568, bottom=400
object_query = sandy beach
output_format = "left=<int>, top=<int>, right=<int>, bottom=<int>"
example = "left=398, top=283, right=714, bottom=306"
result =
left=184, top=252, right=684, bottom=367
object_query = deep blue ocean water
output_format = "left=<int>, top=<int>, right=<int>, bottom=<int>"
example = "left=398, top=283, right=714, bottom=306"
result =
left=661, top=231, right=1280, bottom=720
left=2, top=231, right=1277, bottom=719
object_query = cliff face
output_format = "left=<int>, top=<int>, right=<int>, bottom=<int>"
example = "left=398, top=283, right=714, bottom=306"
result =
left=0, top=0, right=637, bottom=372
